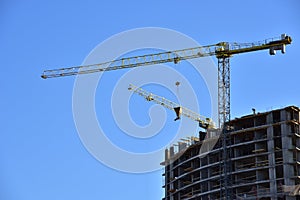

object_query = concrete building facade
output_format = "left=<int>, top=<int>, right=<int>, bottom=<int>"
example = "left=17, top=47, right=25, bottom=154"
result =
left=162, top=106, right=300, bottom=200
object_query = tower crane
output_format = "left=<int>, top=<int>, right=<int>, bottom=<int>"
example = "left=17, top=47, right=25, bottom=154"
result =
left=41, top=34, right=292, bottom=129
left=128, top=84, right=215, bottom=130
left=41, top=34, right=292, bottom=200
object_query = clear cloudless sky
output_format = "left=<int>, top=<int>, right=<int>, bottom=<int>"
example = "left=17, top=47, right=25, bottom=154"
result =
left=1, top=0, right=300, bottom=200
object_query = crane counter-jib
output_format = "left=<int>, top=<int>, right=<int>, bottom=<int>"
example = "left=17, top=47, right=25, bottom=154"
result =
left=216, top=34, right=292, bottom=58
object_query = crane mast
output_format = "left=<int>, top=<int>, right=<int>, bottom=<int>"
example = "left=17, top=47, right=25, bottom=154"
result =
left=128, top=84, right=215, bottom=129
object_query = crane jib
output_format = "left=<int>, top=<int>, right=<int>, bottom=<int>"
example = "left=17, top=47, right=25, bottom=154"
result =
left=41, top=34, right=292, bottom=79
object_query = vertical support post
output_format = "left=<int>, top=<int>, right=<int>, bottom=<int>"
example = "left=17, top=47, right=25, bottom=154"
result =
left=218, top=57, right=232, bottom=199
left=218, top=57, right=230, bottom=128
left=281, top=110, right=296, bottom=200
left=220, top=127, right=233, bottom=200
left=267, top=113, right=278, bottom=200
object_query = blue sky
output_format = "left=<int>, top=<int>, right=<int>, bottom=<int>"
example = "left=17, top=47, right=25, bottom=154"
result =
left=1, top=0, right=300, bottom=200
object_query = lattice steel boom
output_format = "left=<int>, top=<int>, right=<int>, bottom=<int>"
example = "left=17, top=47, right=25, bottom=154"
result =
left=128, top=84, right=214, bottom=129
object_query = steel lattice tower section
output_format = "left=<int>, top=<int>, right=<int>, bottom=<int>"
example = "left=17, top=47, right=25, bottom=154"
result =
left=217, top=56, right=233, bottom=199
left=217, top=56, right=230, bottom=128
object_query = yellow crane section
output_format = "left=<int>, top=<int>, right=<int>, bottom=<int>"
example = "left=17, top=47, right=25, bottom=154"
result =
left=41, top=34, right=291, bottom=79
left=128, top=84, right=214, bottom=129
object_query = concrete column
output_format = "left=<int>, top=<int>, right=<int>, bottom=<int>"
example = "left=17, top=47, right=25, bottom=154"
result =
left=168, top=146, right=175, bottom=200
left=267, top=112, right=277, bottom=200
left=281, top=110, right=295, bottom=200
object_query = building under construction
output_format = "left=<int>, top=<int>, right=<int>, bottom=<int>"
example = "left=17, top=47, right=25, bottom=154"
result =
left=162, top=106, right=300, bottom=200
